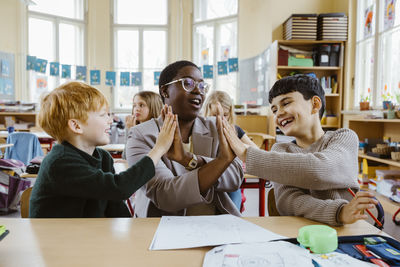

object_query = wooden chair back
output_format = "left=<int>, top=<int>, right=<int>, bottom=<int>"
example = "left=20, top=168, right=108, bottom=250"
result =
left=267, top=188, right=280, bottom=216
left=20, top=187, right=32, bottom=218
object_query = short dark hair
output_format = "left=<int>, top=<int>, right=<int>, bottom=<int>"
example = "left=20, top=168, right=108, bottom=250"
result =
left=158, top=60, right=199, bottom=103
left=268, top=74, right=325, bottom=118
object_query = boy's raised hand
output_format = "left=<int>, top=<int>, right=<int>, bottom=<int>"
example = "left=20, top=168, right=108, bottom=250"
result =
left=222, top=118, right=248, bottom=162
left=339, top=191, right=379, bottom=224
left=216, top=115, right=235, bottom=163
left=148, top=107, right=176, bottom=166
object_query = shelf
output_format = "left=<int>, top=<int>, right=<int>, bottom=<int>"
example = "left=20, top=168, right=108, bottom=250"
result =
left=358, top=152, right=400, bottom=168
left=349, top=119, right=400, bottom=123
left=0, top=112, right=37, bottom=115
left=326, top=94, right=340, bottom=97
left=278, top=40, right=345, bottom=46
left=277, top=66, right=341, bottom=70
left=322, top=124, right=339, bottom=128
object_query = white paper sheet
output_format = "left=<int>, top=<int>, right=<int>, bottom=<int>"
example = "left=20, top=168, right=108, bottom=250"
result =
left=149, top=214, right=286, bottom=250
left=203, top=242, right=375, bottom=267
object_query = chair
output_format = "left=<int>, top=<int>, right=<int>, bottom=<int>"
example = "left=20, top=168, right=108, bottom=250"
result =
left=267, top=188, right=280, bottom=216
left=20, top=187, right=32, bottom=218
left=4, top=132, right=44, bottom=165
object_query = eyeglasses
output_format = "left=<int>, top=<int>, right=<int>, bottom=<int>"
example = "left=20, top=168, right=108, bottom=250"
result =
left=161, top=77, right=209, bottom=95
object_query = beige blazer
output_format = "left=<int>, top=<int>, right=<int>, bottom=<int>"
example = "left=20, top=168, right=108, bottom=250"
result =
left=126, top=116, right=244, bottom=217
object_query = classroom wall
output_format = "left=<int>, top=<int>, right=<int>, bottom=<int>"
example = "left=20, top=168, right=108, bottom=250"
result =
left=0, top=0, right=357, bottom=109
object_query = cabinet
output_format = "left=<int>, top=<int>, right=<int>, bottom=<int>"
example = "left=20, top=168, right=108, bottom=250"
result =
left=271, top=40, right=345, bottom=128
left=0, top=112, right=38, bottom=131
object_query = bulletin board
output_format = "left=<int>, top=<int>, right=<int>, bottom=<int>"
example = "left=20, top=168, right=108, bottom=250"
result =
left=0, top=51, right=15, bottom=101
left=238, top=42, right=277, bottom=106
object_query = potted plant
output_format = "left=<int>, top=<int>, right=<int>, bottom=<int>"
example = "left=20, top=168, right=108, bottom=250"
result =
left=359, top=88, right=371, bottom=111
left=382, top=84, right=393, bottom=110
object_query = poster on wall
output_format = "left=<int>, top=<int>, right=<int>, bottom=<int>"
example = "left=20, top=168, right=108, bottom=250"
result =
left=26, top=55, right=36, bottom=70
left=90, top=70, right=101, bottom=85
left=203, top=65, right=213, bottom=79
left=50, top=62, right=59, bottom=76
left=62, top=65, right=71, bottom=79
left=120, top=72, right=130, bottom=86
left=154, top=71, right=161, bottom=86
left=384, top=0, right=396, bottom=30
left=131, top=72, right=142, bottom=86
left=105, top=71, right=116, bottom=86
left=228, top=58, right=238, bottom=72
left=217, top=61, right=228, bottom=75
left=201, top=48, right=209, bottom=65
left=3, top=78, right=13, bottom=95
left=76, top=66, right=87, bottom=81
left=220, top=46, right=230, bottom=61
left=35, top=58, right=48, bottom=73
left=1, top=59, right=10, bottom=76
left=36, top=76, right=48, bottom=95
left=364, top=5, right=374, bottom=38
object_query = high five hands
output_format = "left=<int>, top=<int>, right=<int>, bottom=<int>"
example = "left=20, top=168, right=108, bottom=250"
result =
left=221, top=117, right=248, bottom=162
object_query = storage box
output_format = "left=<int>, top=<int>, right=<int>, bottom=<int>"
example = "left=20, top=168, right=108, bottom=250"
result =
left=376, top=169, right=400, bottom=180
left=288, top=56, right=313, bottom=67
left=278, top=48, right=289, bottom=66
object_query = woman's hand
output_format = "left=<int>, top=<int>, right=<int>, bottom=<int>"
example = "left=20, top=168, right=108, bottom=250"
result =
left=216, top=115, right=235, bottom=163
left=125, top=115, right=137, bottom=130
left=339, top=191, right=378, bottom=224
left=222, top=118, right=248, bottom=162
left=166, top=114, right=192, bottom=165
left=148, top=108, right=177, bottom=165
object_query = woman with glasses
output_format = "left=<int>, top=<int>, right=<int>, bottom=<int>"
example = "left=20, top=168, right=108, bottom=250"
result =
left=126, top=60, right=244, bottom=217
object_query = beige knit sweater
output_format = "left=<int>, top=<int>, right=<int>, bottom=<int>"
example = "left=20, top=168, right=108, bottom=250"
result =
left=246, top=128, right=360, bottom=226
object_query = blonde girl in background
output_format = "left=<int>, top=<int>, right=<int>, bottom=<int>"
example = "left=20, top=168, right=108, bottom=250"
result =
left=203, top=90, right=258, bottom=212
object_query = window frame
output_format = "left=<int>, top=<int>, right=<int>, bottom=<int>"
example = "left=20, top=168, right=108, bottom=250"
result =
left=355, top=0, right=400, bottom=108
left=192, top=1, right=238, bottom=102
left=27, top=4, right=87, bottom=103
left=111, top=0, right=169, bottom=112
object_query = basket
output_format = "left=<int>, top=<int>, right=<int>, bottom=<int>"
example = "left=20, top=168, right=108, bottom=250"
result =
left=372, top=146, right=394, bottom=155
left=391, top=152, right=400, bottom=161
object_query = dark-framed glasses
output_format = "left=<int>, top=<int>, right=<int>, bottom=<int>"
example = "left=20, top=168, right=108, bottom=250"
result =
left=162, top=77, right=209, bottom=95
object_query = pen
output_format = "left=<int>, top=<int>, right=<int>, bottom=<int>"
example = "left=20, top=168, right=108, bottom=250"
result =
left=347, top=188, right=383, bottom=228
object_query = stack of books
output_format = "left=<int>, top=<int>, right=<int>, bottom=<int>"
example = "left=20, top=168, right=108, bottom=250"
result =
left=283, top=14, right=317, bottom=40
left=317, top=13, right=348, bottom=40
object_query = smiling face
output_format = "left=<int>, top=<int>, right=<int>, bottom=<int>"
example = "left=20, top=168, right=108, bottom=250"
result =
left=271, top=91, right=318, bottom=137
left=132, top=95, right=150, bottom=123
left=80, top=105, right=113, bottom=147
left=162, top=66, right=205, bottom=121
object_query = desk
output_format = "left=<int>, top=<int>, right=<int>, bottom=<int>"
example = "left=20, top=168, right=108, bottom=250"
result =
left=0, top=131, right=55, bottom=151
left=0, top=217, right=386, bottom=267
left=0, top=143, right=13, bottom=149
left=98, top=144, right=125, bottom=158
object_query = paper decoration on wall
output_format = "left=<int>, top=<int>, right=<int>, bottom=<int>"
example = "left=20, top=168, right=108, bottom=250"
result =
left=50, top=62, right=59, bottom=76
left=217, top=61, right=228, bottom=75
left=131, top=72, right=142, bottom=86
left=120, top=72, right=130, bottom=86
left=62, top=65, right=71, bottom=79
left=228, top=58, right=238, bottom=72
left=90, top=70, right=101, bottom=85
left=384, top=0, right=396, bottom=30
left=34, top=58, right=48, bottom=73
left=0, top=78, right=4, bottom=95
left=203, top=65, right=214, bottom=79
left=154, top=71, right=161, bottom=86
left=1, top=59, right=10, bottom=76
left=76, top=66, right=87, bottom=81
left=3, top=78, right=14, bottom=95
left=26, top=55, right=36, bottom=70
left=105, top=71, right=116, bottom=86
left=36, top=76, right=48, bottom=92
left=201, top=48, right=209, bottom=65
left=221, top=46, right=230, bottom=61
left=364, top=5, right=374, bottom=38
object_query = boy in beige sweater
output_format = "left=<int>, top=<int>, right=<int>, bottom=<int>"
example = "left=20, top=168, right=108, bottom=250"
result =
left=223, top=74, right=377, bottom=226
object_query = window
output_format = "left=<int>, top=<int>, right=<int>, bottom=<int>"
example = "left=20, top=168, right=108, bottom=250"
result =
left=355, top=0, right=400, bottom=107
left=28, top=0, right=85, bottom=103
left=193, top=0, right=238, bottom=102
left=113, top=0, right=168, bottom=110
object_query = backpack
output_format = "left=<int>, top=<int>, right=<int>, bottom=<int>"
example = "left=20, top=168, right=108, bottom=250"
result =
left=0, top=159, right=31, bottom=214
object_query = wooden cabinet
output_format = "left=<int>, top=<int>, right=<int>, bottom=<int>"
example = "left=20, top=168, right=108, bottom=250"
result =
left=272, top=40, right=345, bottom=128
left=0, top=112, right=38, bottom=131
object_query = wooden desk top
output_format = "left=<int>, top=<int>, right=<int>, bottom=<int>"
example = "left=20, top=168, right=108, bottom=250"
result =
left=98, top=143, right=125, bottom=152
left=0, top=131, right=52, bottom=139
left=0, top=217, right=387, bottom=267
left=0, top=143, right=13, bottom=149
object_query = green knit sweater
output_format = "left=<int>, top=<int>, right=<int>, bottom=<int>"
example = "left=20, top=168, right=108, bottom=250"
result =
left=29, top=141, right=155, bottom=218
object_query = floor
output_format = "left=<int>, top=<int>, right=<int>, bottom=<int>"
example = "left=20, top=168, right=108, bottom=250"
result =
left=2, top=186, right=399, bottom=240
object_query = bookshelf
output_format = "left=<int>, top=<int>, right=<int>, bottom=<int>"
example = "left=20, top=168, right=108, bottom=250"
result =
left=271, top=40, right=345, bottom=128
left=0, top=112, right=38, bottom=131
